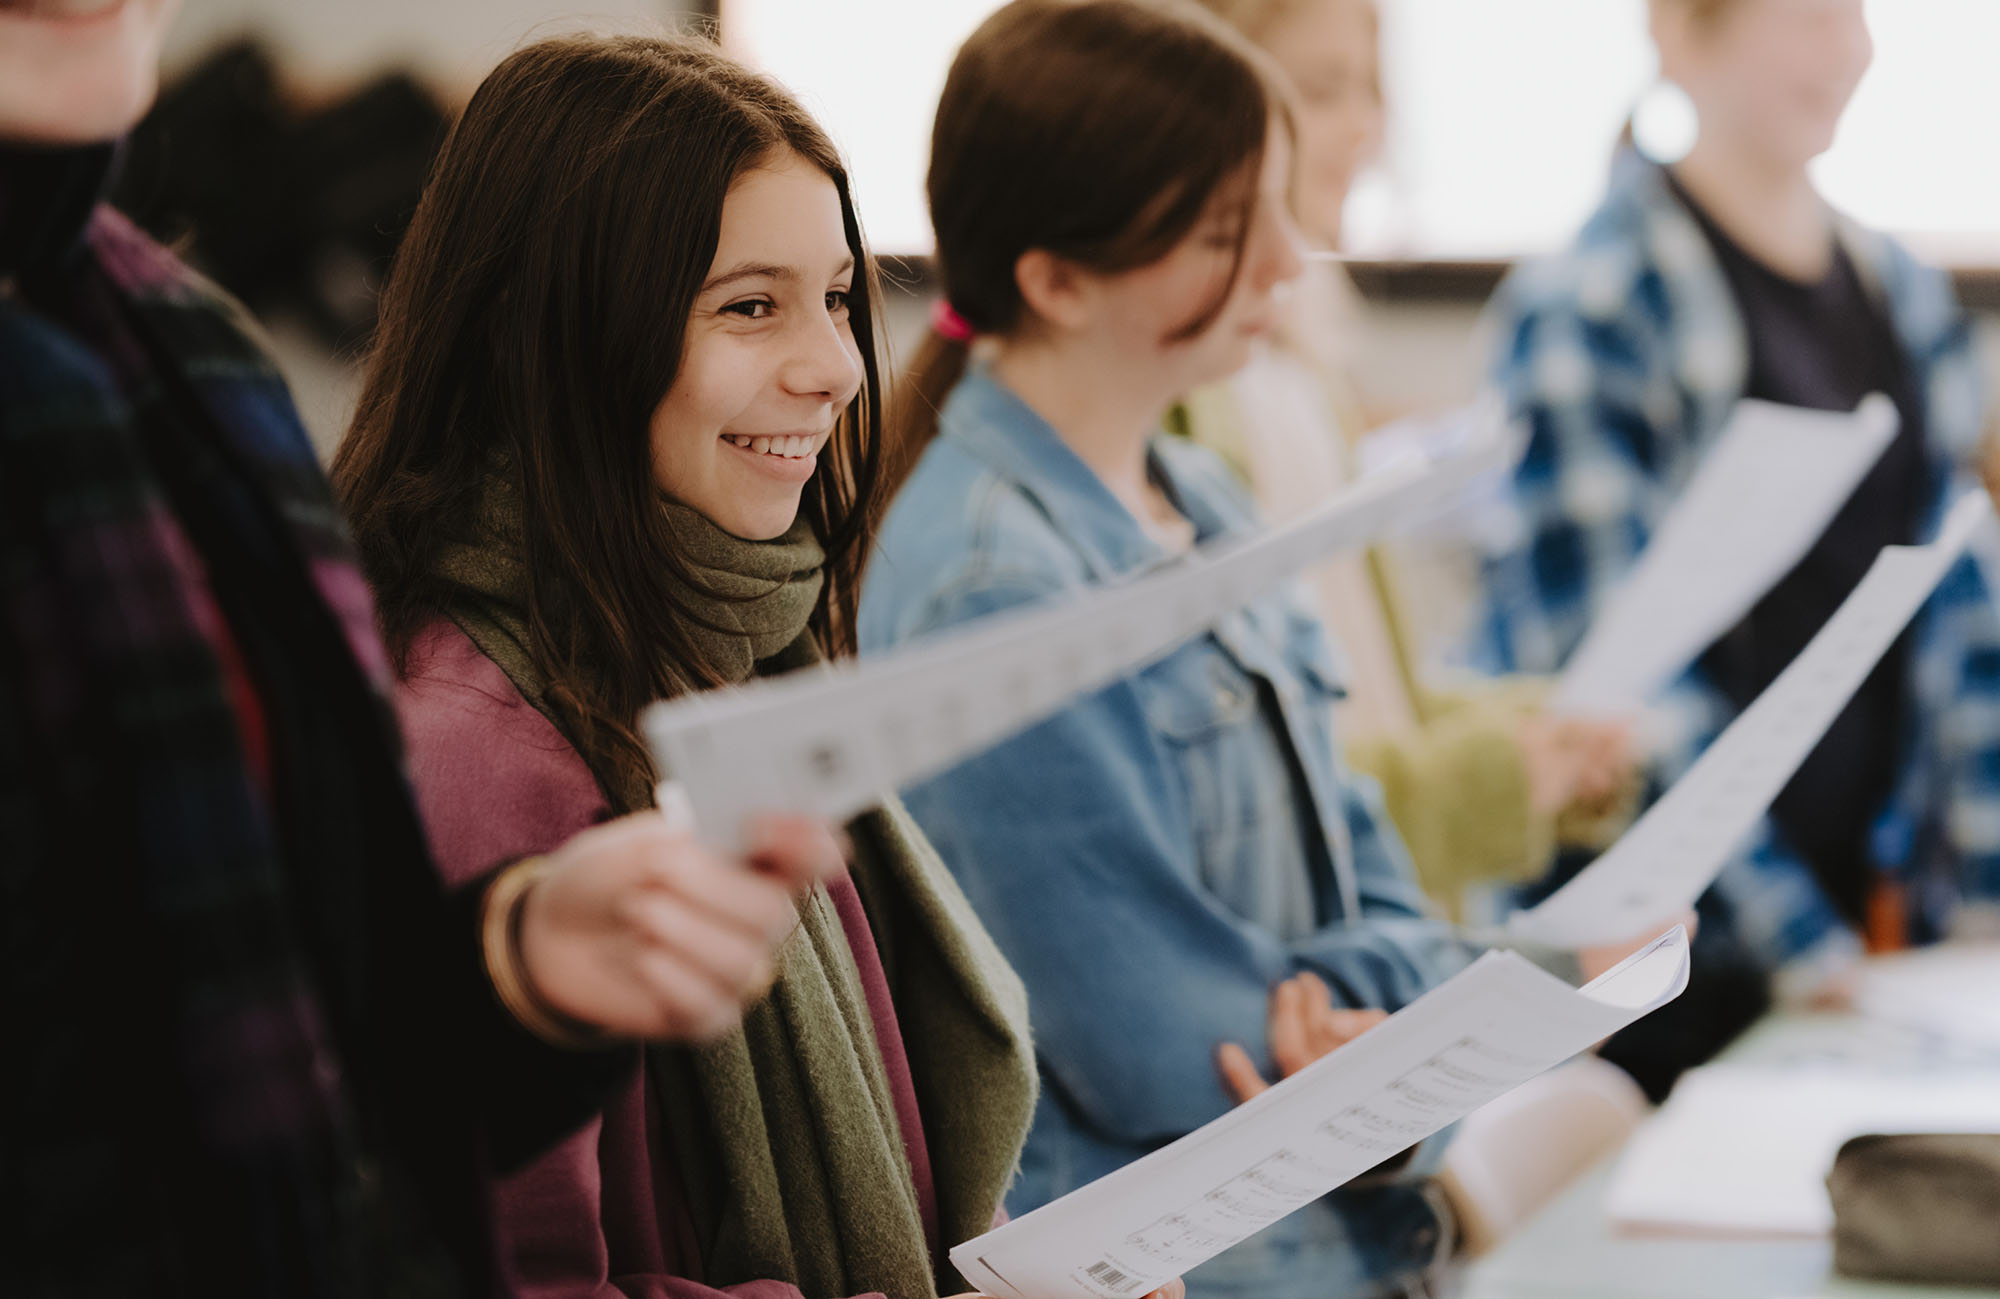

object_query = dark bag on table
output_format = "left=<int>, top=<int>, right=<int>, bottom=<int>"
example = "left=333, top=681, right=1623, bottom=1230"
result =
left=1828, top=1132, right=2000, bottom=1286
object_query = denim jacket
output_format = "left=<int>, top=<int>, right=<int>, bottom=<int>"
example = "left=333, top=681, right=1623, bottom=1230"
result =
left=860, top=366, right=1471, bottom=1299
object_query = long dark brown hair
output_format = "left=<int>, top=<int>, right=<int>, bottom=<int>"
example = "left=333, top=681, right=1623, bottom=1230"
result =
left=333, top=32, right=885, bottom=806
left=888, top=0, right=1289, bottom=477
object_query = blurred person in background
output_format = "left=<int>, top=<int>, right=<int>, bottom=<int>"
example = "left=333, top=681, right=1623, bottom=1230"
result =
left=1478, top=0, right=2000, bottom=1098
left=1181, top=0, right=1657, bottom=1252
left=0, top=4, right=845, bottom=1296
left=1177, top=0, right=1639, bottom=922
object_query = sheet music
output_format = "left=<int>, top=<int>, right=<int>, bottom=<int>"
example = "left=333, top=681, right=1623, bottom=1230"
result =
left=642, top=416, right=1518, bottom=850
left=1857, top=943, right=2000, bottom=1051
left=1514, top=491, right=1992, bottom=949
left=1553, top=395, right=1899, bottom=717
left=949, top=928, right=1691, bottom=1299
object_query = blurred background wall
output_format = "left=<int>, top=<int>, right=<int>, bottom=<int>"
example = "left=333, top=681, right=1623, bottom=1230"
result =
left=128, top=0, right=2000, bottom=458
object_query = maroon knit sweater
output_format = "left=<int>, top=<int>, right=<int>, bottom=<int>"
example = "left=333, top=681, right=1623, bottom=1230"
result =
left=395, top=619, right=942, bottom=1299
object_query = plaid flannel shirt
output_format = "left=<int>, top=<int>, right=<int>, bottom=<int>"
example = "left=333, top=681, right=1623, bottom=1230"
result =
left=1475, top=152, right=2000, bottom=971
left=4, top=198, right=620, bottom=1297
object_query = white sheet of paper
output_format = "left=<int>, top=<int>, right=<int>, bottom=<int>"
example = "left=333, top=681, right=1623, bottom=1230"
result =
left=1606, top=1063, right=2000, bottom=1237
left=947, top=927, right=1690, bottom=1299
left=1857, top=944, right=2000, bottom=1051
left=642, top=415, right=1517, bottom=850
left=1552, top=395, right=1898, bottom=717
left=1511, top=491, right=1992, bottom=949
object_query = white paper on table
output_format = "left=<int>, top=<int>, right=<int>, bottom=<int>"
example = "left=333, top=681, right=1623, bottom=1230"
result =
left=642, top=413, right=1518, bottom=850
left=1857, top=944, right=2000, bottom=1051
left=1552, top=395, right=1898, bottom=717
left=1606, top=1063, right=2000, bottom=1237
left=1511, top=491, right=1992, bottom=949
left=948, top=927, right=1691, bottom=1299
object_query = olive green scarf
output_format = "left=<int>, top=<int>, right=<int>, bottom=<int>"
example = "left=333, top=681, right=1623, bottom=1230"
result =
left=433, top=468, right=1036, bottom=1298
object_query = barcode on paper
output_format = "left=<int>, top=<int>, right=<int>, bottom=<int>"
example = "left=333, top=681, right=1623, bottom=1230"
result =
left=1083, top=1260, right=1146, bottom=1296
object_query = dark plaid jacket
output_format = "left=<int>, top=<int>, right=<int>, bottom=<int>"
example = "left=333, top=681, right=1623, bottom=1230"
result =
left=1, top=190, right=621, bottom=1297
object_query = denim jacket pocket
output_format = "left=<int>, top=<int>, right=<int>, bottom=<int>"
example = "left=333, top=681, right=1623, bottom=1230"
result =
left=1140, top=644, right=1289, bottom=893
left=1290, top=643, right=1349, bottom=703
left=1143, top=646, right=1258, bottom=741
left=1278, top=600, right=1352, bottom=702
left=1261, top=602, right=1352, bottom=758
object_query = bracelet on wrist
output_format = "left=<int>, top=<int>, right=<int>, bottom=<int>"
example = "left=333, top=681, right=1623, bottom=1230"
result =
left=480, top=855, right=610, bottom=1050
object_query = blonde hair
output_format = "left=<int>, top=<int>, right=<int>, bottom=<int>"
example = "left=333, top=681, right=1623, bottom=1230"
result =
left=1192, top=0, right=1374, bottom=44
left=1653, top=0, right=1739, bottom=26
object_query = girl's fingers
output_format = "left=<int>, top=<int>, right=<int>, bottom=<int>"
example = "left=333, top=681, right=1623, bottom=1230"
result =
left=1216, top=1041, right=1269, bottom=1104
left=1269, top=978, right=1312, bottom=1077
left=1290, top=971, right=1347, bottom=1059
left=742, top=814, right=849, bottom=887
left=1304, top=1005, right=1344, bottom=1059
left=1326, top=1009, right=1388, bottom=1044
left=653, top=851, right=803, bottom=947
left=632, top=946, right=747, bottom=1042
left=1294, top=969, right=1333, bottom=1007
left=621, top=892, right=777, bottom=1000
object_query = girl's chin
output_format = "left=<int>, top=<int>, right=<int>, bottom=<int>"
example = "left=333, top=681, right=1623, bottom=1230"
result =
left=1, top=0, right=131, bottom=20
left=0, top=0, right=174, bottom=143
left=0, top=70, right=158, bottom=145
left=708, top=494, right=808, bottom=542
left=1199, top=336, right=1258, bottom=382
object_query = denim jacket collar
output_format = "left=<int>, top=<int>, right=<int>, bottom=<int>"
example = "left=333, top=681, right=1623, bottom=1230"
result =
left=938, top=363, right=1232, bottom=581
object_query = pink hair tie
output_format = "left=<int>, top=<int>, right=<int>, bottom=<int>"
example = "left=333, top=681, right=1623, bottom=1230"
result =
left=930, top=298, right=976, bottom=343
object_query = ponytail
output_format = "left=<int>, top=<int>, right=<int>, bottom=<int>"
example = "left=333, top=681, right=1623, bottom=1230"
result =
left=883, top=314, right=973, bottom=501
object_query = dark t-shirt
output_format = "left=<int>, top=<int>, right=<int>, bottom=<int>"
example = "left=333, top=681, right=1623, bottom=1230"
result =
left=1670, top=171, right=1931, bottom=927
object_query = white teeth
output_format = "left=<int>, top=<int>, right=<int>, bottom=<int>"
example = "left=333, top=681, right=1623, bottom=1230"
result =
left=723, top=433, right=817, bottom=457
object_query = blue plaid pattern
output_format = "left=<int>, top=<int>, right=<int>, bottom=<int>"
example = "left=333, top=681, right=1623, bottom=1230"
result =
left=1476, top=153, right=2000, bottom=968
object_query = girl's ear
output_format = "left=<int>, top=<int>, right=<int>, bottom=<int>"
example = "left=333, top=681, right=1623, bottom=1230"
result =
left=1013, top=247, right=1098, bottom=335
left=1649, top=0, right=1701, bottom=89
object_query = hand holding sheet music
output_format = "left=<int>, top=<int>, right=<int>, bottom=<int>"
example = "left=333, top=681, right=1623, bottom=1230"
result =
left=1515, top=491, right=1994, bottom=949
left=949, top=928, right=1691, bottom=1299
left=1552, top=395, right=1899, bottom=718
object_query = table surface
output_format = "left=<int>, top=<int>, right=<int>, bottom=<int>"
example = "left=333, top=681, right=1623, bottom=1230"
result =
left=1456, top=1003, right=2000, bottom=1299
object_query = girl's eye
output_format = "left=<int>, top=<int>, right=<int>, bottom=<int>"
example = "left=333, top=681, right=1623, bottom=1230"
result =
left=1301, top=73, right=1352, bottom=104
left=722, top=298, right=776, bottom=320
left=826, top=288, right=852, bottom=317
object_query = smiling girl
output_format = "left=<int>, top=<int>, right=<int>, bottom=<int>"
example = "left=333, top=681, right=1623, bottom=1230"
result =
left=331, top=31, right=1184, bottom=1299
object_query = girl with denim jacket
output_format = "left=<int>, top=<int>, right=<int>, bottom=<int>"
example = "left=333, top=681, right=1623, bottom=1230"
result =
left=863, top=4, right=1506, bottom=1295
